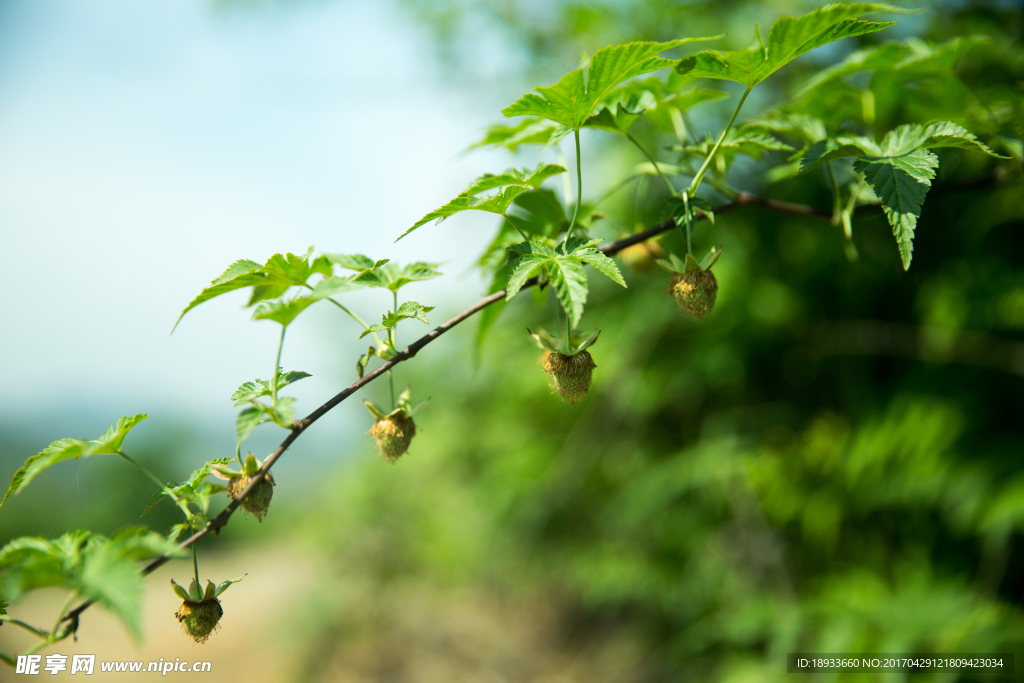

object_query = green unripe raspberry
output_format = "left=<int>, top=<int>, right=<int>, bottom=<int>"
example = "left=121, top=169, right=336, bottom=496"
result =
left=542, top=350, right=596, bottom=404
left=228, top=472, right=275, bottom=522
left=369, top=414, right=416, bottom=462
left=669, top=270, right=718, bottom=321
left=175, top=598, right=223, bottom=644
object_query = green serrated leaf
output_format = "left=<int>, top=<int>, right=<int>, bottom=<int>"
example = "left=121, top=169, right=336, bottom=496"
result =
left=269, top=397, right=296, bottom=428
left=79, top=539, right=144, bottom=642
left=323, top=254, right=390, bottom=271
left=673, top=130, right=794, bottom=161
left=797, top=41, right=910, bottom=94
left=172, top=259, right=263, bottom=332
left=503, top=38, right=720, bottom=129
left=470, top=118, right=566, bottom=151
left=400, top=164, right=566, bottom=240
left=107, top=527, right=181, bottom=561
left=677, top=4, right=904, bottom=88
left=549, top=256, right=589, bottom=327
left=395, top=301, right=434, bottom=324
left=236, top=406, right=268, bottom=445
left=506, top=254, right=550, bottom=302
left=1, top=415, right=148, bottom=507
left=0, top=536, right=77, bottom=600
left=574, top=248, right=626, bottom=288
left=231, top=370, right=309, bottom=406
left=251, top=296, right=317, bottom=328
left=853, top=148, right=938, bottom=270
left=173, top=249, right=337, bottom=331
left=878, top=121, right=1006, bottom=158
left=359, top=302, right=435, bottom=338
left=798, top=134, right=879, bottom=173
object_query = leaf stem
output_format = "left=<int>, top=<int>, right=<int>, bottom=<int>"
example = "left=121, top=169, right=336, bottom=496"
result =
left=687, top=85, right=752, bottom=196
left=270, top=327, right=286, bottom=401
left=0, top=617, right=49, bottom=639
left=626, top=132, right=675, bottom=195
left=116, top=452, right=191, bottom=520
left=565, top=308, right=572, bottom=349
left=389, top=290, right=398, bottom=410
left=682, top=191, right=693, bottom=255
left=566, top=128, right=583, bottom=238
left=594, top=173, right=642, bottom=208
left=51, top=591, right=77, bottom=636
left=322, top=296, right=384, bottom=347
left=503, top=213, right=529, bottom=241
left=826, top=161, right=842, bottom=226
left=192, top=543, right=201, bottom=591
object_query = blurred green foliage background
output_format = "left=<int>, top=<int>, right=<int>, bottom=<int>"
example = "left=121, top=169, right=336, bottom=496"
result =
left=3, top=0, right=1024, bottom=681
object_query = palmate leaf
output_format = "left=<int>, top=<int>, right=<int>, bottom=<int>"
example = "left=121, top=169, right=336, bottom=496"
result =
left=79, top=539, right=144, bottom=640
left=505, top=237, right=625, bottom=327
left=231, top=370, right=311, bottom=406
left=399, top=164, right=566, bottom=240
left=1, top=415, right=148, bottom=507
left=877, top=121, right=1006, bottom=158
left=359, top=302, right=435, bottom=339
left=236, top=397, right=296, bottom=445
left=173, top=247, right=336, bottom=331
left=251, top=297, right=318, bottom=327
left=799, top=121, right=1005, bottom=173
left=351, top=261, right=443, bottom=292
left=583, top=79, right=731, bottom=137
left=673, top=130, right=794, bottom=161
left=796, top=121, right=1003, bottom=270
left=743, top=112, right=829, bottom=144
left=0, top=529, right=175, bottom=642
left=143, top=459, right=231, bottom=517
left=796, top=41, right=910, bottom=95
left=502, top=37, right=720, bottom=130
left=854, top=149, right=937, bottom=270
left=797, top=35, right=989, bottom=95
left=323, top=254, right=390, bottom=272
left=549, top=256, right=591, bottom=327
left=677, top=4, right=904, bottom=88
left=798, top=134, right=879, bottom=172
left=250, top=272, right=365, bottom=328
left=470, top=118, right=567, bottom=151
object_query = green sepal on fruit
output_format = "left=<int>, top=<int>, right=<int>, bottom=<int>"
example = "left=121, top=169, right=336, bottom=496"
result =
left=528, top=328, right=600, bottom=404
left=170, top=574, right=244, bottom=644
left=364, top=386, right=429, bottom=463
left=657, top=247, right=721, bottom=322
left=210, top=454, right=275, bottom=522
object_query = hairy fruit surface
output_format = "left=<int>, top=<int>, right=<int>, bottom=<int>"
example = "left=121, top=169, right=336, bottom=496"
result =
left=669, top=270, right=718, bottom=321
left=542, top=350, right=596, bottom=404
left=228, top=472, right=275, bottom=522
left=369, top=414, right=417, bottom=462
left=175, top=598, right=223, bottom=644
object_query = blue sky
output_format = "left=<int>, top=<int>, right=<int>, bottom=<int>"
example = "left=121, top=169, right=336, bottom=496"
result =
left=0, top=0, right=526, bottom=460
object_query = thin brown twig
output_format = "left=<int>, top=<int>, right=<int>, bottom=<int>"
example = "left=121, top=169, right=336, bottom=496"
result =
left=60, top=191, right=864, bottom=626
